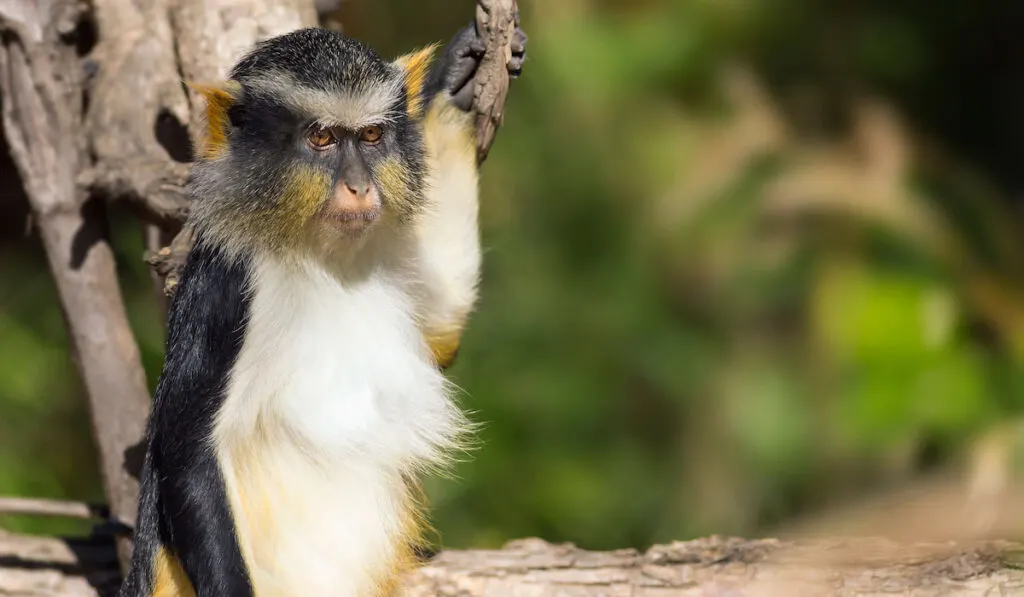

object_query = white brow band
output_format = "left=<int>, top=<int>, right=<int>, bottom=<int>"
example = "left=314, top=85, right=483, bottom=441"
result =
left=247, top=71, right=404, bottom=130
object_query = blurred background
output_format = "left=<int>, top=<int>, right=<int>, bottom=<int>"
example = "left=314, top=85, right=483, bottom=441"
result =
left=5, top=0, right=1024, bottom=552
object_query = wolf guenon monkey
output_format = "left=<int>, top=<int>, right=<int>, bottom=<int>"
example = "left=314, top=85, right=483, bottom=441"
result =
left=117, top=18, right=526, bottom=597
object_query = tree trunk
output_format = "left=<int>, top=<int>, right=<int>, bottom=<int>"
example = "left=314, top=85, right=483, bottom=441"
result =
left=2, top=531, right=1023, bottom=597
left=0, top=0, right=153, bottom=572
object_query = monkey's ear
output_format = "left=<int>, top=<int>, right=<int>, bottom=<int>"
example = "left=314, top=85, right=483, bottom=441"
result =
left=187, top=80, right=243, bottom=159
left=393, top=44, right=438, bottom=119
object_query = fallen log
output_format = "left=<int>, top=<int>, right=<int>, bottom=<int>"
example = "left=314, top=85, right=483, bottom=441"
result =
left=2, top=531, right=1023, bottom=597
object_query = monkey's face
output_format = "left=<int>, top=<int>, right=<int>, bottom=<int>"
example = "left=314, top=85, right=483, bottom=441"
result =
left=188, top=28, right=435, bottom=256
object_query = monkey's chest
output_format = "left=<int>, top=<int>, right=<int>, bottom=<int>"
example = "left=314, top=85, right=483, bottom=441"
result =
left=211, top=260, right=457, bottom=596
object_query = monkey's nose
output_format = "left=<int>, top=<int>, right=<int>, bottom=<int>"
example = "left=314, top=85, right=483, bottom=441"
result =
left=327, top=180, right=381, bottom=232
left=336, top=181, right=375, bottom=210
left=344, top=182, right=371, bottom=199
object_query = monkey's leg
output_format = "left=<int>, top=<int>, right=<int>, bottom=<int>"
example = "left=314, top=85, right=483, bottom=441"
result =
left=414, top=19, right=528, bottom=369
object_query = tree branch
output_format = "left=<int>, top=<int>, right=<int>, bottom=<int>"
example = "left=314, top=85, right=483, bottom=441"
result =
left=0, top=498, right=107, bottom=521
left=2, top=533, right=1023, bottom=597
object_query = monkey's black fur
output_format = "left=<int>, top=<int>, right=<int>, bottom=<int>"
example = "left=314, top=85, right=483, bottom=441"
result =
left=118, top=238, right=254, bottom=597
left=231, top=28, right=393, bottom=93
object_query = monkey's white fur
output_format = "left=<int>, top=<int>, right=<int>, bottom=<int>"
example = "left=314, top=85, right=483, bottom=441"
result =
left=414, top=99, right=482, bottom=334
left=210, top=97, right=480, bottom=597
left=250, top=72, right=406, bottom=130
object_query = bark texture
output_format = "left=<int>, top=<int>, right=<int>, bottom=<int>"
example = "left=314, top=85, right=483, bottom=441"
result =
left=2, top=532, right=1024, bottom=597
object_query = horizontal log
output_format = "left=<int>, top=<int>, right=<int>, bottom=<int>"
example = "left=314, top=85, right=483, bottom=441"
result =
left=2, top=531, right=1023, bottom=596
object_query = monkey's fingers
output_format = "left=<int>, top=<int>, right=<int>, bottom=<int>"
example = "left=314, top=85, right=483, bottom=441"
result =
left=509, top=27, right=527, bottom=78
left=445, top=24, right=486, bottom=111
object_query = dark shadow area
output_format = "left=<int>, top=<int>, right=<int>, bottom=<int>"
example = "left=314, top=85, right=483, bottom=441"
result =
left=0, top=96, right=32, bottom=243
left=155, top=108, right=193, bottom=164
left=122, top=438, right=146, bottom=482
left=69, top=196, right=109, bottom=270
left=62, top=8, right=98, bottom=57
left=0, top=534, right=120, bottom=597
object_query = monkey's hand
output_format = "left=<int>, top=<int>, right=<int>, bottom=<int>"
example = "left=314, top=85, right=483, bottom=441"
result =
left=431, top=13, right=528, bottom=112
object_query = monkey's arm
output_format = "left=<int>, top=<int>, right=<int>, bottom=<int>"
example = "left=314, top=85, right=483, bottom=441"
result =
left=119, top=241, right=254, bottom=597
left=413, top=21, right=526, bottom=369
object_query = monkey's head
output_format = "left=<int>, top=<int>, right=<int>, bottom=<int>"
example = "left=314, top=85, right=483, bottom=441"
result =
left=187, top=28, right=437, bottom=257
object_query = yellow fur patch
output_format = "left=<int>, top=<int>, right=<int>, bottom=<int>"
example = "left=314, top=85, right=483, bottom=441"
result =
left=393, top=45, right=439, bottom=119
left=281, top=165, right=331, bottom=222
left=188, top=81, right=241, bottom=160
left=425, top=326, right=463, bottom=369
left=228, top=424, right=282, bottom=571
left=373, top=157, right=419, bottom=219
left=423, top=96, right=476, bottom=163
left=373, top=477, right=431, bottom=597
left=414, top=95, right=479, bottom=365
left=261, top=165, right=331, bottom=251
left=203, top=164, right=330, bottom=257
left=152, top=547, right=195, bottom=597
left=221, top=431, right=432, bottom=597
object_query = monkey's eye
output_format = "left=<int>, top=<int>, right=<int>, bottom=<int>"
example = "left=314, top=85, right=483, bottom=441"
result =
left=360, top=125, right=383, bottom=145
left=306, top=126, right=336, bottom=150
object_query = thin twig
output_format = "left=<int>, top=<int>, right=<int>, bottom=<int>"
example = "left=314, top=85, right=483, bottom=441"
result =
left=145, top=224, right=194, bottom=296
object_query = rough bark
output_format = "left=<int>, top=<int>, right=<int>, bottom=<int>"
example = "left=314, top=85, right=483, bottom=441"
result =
left=0, top=0, right=153, bottom=572
left=2, top=532, right=1023, bottom=597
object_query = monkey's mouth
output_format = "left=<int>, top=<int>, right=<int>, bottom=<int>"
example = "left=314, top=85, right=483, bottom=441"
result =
left=323, top=207, right=381, bottom=233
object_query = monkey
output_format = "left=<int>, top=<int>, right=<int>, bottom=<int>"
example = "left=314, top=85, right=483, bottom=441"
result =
left=116, top=19, right=526, bottom=597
